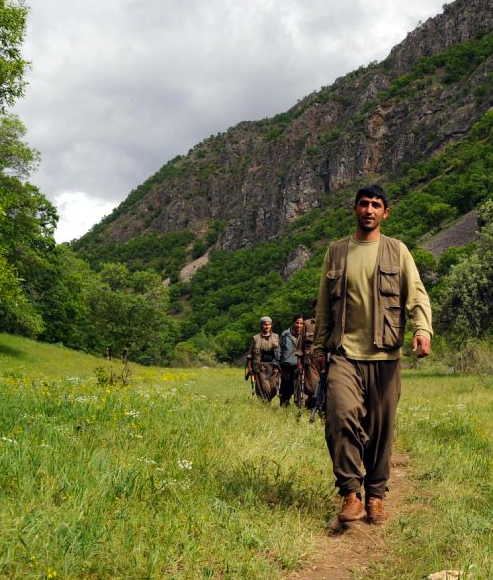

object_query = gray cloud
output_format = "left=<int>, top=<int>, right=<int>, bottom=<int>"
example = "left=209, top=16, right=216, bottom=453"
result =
left=13, top=0, right=445, bottom=241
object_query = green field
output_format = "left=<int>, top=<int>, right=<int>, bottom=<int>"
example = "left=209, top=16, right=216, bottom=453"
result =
left=0, top=333, right=492, bottom=579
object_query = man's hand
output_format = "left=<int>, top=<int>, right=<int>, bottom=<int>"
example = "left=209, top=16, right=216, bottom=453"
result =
left=314, top=355, right=326, bottom=372
left=412, top=335, right=431, bottom=358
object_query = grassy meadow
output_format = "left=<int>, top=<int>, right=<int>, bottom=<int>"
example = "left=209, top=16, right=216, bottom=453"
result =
left=0, top=333, right=493, bottom=578
left=0, top=333, right=333, bottom=579
left=385, top=370, right=493, bottom=580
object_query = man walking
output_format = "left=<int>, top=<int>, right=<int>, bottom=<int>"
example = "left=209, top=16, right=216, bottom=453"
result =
left=296, top=299, right=320, bottom=409
left=279, top=313, right=304, bottom=405
left=246, top=316, right=280, bottom=402
left=313, top=184, right=432, bottom=524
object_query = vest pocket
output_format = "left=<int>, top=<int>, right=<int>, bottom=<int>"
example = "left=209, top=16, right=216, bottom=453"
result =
left=327, top=268, right=344, bottom=299
left=383, top=305, right=404, bottom=348
left=379, top=264, right=400, bottom=296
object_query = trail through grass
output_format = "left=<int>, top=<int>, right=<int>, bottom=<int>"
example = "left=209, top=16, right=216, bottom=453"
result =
left=1, top=334, right=493, bottom=578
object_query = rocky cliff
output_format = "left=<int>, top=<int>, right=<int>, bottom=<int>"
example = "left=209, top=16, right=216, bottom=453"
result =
left=75, top=0, right=493, bottom=255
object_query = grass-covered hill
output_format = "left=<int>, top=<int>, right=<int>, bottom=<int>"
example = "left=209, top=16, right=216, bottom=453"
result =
left=1, top=332, right=493, bottom=578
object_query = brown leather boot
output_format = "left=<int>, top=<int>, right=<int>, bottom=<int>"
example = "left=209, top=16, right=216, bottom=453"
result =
left=365, top=496, right=388, bottom=525
left=338, top=492, right=365, bottom=522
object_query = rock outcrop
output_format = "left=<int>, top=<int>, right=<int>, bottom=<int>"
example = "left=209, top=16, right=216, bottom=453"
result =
left=76, top=0, right=493, bottom=254
left=423, top=211, right=479, bottom=258
left=283, top=246, right=312, bottom=280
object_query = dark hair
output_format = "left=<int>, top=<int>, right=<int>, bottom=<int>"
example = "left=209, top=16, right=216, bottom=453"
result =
left=292, top=313, right=304, bottom=323
left=354, top=184, right=388, bottom=209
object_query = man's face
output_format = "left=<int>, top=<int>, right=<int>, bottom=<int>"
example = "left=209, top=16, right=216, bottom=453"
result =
left=293, top=318, right=304, bottom=334
left=261, top=321, right=272, bottom=334
left=354, top=196, right=389, bottom=231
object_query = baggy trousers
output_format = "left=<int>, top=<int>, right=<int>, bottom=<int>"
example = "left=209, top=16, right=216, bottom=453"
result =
left=280, top=364, right=296, bottom=405
left=302, top=351, right=320, bottom=409
left=253, top=362, right=279, bottom=402
left=325, top=354, right=401, bottom=498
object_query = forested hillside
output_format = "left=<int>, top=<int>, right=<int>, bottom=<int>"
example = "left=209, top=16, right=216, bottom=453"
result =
left=3, top=0, right=493, bottom=366
left=74, top=0, right=493, bottom=364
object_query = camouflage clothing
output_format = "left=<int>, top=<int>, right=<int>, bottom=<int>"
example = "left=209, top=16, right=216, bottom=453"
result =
left=247, top=333, right=280, bottom=402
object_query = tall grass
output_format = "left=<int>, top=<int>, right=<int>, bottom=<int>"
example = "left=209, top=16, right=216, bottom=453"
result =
left=375, top=370, right=493, bottom=580
left=0, top=334, right=333, bottom=579
left=2, top=334, right=493, bottom=578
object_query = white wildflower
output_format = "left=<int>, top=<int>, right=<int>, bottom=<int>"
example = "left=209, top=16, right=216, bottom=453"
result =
left=178, top=459, right=193, bottom=470
left=74, top=395, right=99, bottom=403
left=66, top=377, right=83, bottom=384
left=137, top=457, right=157, bottom=465
left=157, top=477, right=190, bottom=491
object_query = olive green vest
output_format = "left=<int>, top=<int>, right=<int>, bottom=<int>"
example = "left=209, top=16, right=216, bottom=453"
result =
left=250, top=333, right=280, bottom=366
left=325, top=234, right=404, bottom=352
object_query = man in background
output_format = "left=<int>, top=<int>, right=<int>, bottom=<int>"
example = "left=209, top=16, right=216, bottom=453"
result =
left=296, top=299, right=320, bottom=409
left=246, top=316, right=280, bottom=402
left=279, top=313, right=304, bottom=405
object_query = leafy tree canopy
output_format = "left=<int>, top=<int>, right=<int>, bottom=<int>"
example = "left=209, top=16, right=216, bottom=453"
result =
left=0, top=0, right=28, bottom=110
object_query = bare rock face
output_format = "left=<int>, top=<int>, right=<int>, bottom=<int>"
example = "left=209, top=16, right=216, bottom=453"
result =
left=388, top=0, right=493, bottom=76
left=283, top=246, right=312, bottom=280
left=79, top=0, right=493, bottom=253
left=179, top=252, right=210, bottom=283
left=423, top=211, right=479, bottom=258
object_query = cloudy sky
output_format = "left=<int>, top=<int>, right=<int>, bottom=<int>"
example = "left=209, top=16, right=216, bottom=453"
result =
left=13, top=0, right=446, bottom=242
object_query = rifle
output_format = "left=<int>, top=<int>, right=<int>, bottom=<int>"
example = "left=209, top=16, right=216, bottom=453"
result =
left=294, top=325, right=307, bottom=410
left=244, top=365, right=256, bottom=396
left=294, top=365, right=305, bottom=409
left=309, top=370, right=326, bottom=422
left=309, top=354, right=330, bottom=423
left=275, top=368, right=281, bottom=399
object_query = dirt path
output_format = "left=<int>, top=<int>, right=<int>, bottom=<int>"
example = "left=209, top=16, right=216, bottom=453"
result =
left=289, top=454, right=413, bottom=580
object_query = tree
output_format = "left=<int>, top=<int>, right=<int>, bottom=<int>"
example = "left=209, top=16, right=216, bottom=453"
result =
left=410, top=247, right=436, bottom=289
left=435, top=200, right=493, bottom=342
left=0, top=0, right=29, bottom=110
left=0, top=113, right=40, bottom=177
left=35, top=245, right=94, bottom=347
left=0, top=249, right=43, bottom=336
left=0, top=113, right=57, bottom=336
left=427, top=202, right=456, bottom=227
left=86, top=264, right=178, bottom=365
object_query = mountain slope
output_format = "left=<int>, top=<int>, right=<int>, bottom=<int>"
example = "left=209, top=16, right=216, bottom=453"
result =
left=75, top=0, right=493, bottom=271
left=71, top=0, right=493, bottom=361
